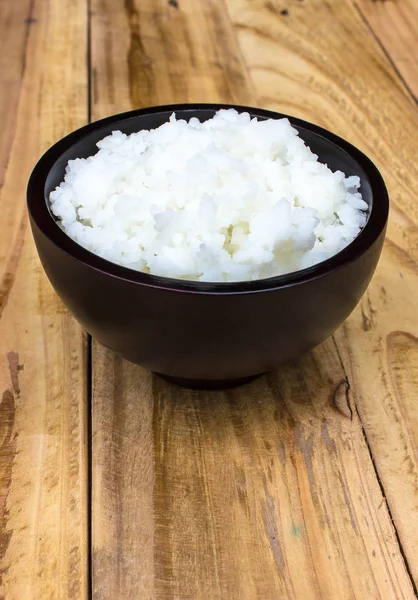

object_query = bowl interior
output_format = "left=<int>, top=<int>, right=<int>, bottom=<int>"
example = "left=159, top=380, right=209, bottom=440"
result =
left=29, top=105, right=387, bottom=293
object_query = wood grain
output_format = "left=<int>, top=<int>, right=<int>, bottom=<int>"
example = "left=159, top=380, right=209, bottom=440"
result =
left=226, top=0, right=418, bottom=586
left=1, top=0, right=416, bottom=596
left=92, top=354, right=155, bottom=599
left=93, top=342, right=416, bottom=600
left=90, top=2, right=254, bottom=596
left=0, top=0, right=88, bottom=598
left=90, top=0, right=418, bottom=598
left=90, top=0, right=254, bottom=114
left=355, top=0, right=418, bottom=100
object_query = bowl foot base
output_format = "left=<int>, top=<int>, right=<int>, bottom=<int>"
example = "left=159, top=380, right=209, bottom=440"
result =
left=154, top=372, right=265, bottom=390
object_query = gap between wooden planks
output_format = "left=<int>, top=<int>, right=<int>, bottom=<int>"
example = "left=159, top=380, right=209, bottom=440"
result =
left=0, top=0, right=89, bottom=598
left=90, top=0, right=418, bottom=599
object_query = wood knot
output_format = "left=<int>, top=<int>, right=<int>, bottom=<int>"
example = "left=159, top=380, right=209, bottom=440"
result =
left=329, top=378, right=352, bottom=420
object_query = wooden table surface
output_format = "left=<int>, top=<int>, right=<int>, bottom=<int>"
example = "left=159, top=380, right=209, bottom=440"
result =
left=1, top=0, right=418, bottom=598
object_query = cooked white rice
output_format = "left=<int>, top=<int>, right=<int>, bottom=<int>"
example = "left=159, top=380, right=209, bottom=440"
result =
left=49, top=109, right=368, bottom=282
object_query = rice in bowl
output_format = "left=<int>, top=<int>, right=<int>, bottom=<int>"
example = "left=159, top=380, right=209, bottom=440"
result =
left=49, top=109, right=368, bottom=282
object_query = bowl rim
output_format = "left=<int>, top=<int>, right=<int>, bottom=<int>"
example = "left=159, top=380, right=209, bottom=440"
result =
left=27, top=103, right=389, bottom=295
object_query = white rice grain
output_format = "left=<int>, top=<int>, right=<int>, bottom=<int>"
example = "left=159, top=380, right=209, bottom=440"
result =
left=49, top=109, right=368, bottom=282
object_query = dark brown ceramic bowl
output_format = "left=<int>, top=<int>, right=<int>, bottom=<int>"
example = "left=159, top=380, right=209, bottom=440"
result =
left=27, top=104, right=389, bottom=388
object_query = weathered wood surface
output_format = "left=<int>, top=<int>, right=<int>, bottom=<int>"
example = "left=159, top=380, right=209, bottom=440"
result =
left=0, top=0, right=417, bottom=598
left=227, top=0, right=418, bottom=588
left=0, top=0, right=89, bottom=598
left=356, top=0, right=418, bottom=99
left=91, top=0, right=418, bottom=599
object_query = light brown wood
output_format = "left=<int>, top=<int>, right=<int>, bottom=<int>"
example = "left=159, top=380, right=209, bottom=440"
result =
left=91, top=2, right=254, bottom=597
left=91, top=0, right=418, bottom=598
left=1, top=0, right=417, bottom=597
left=93, top=343, right=415, bottom=600
left=227, top=0, right=418, bottom=585
left=0, top=0, right=88, bottom=598
left=356, top=0, right=418, bottom=99
left=92, top=354, right=155, bottom=599
left=90, top=0, right=255, bottom=114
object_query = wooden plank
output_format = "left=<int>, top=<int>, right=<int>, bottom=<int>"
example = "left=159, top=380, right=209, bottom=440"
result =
left=0, top=0, right=89, bottom=598
left=355, top=0, right=418, bottom=99
left=226, top=0, right=418, bottom=587
left=90, top=0, right=254, bottom=114
left=90, top=3, right=253, bottom=596
left=93, top=342, right=416, bottom=600
left=92, top=355, right=155, bottom=599
left=90, top=0, right=416, bottom=598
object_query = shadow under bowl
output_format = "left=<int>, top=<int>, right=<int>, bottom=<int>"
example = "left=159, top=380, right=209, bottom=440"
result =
left=27, top=104, right=389, bottom=389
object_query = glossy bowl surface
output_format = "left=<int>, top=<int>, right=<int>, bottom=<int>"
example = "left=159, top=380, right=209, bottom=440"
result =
left=27, top=104, right=389, bottom=388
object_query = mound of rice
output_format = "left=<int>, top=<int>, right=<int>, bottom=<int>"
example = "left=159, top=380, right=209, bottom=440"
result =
left=49, top=109, right=368, bottom=282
